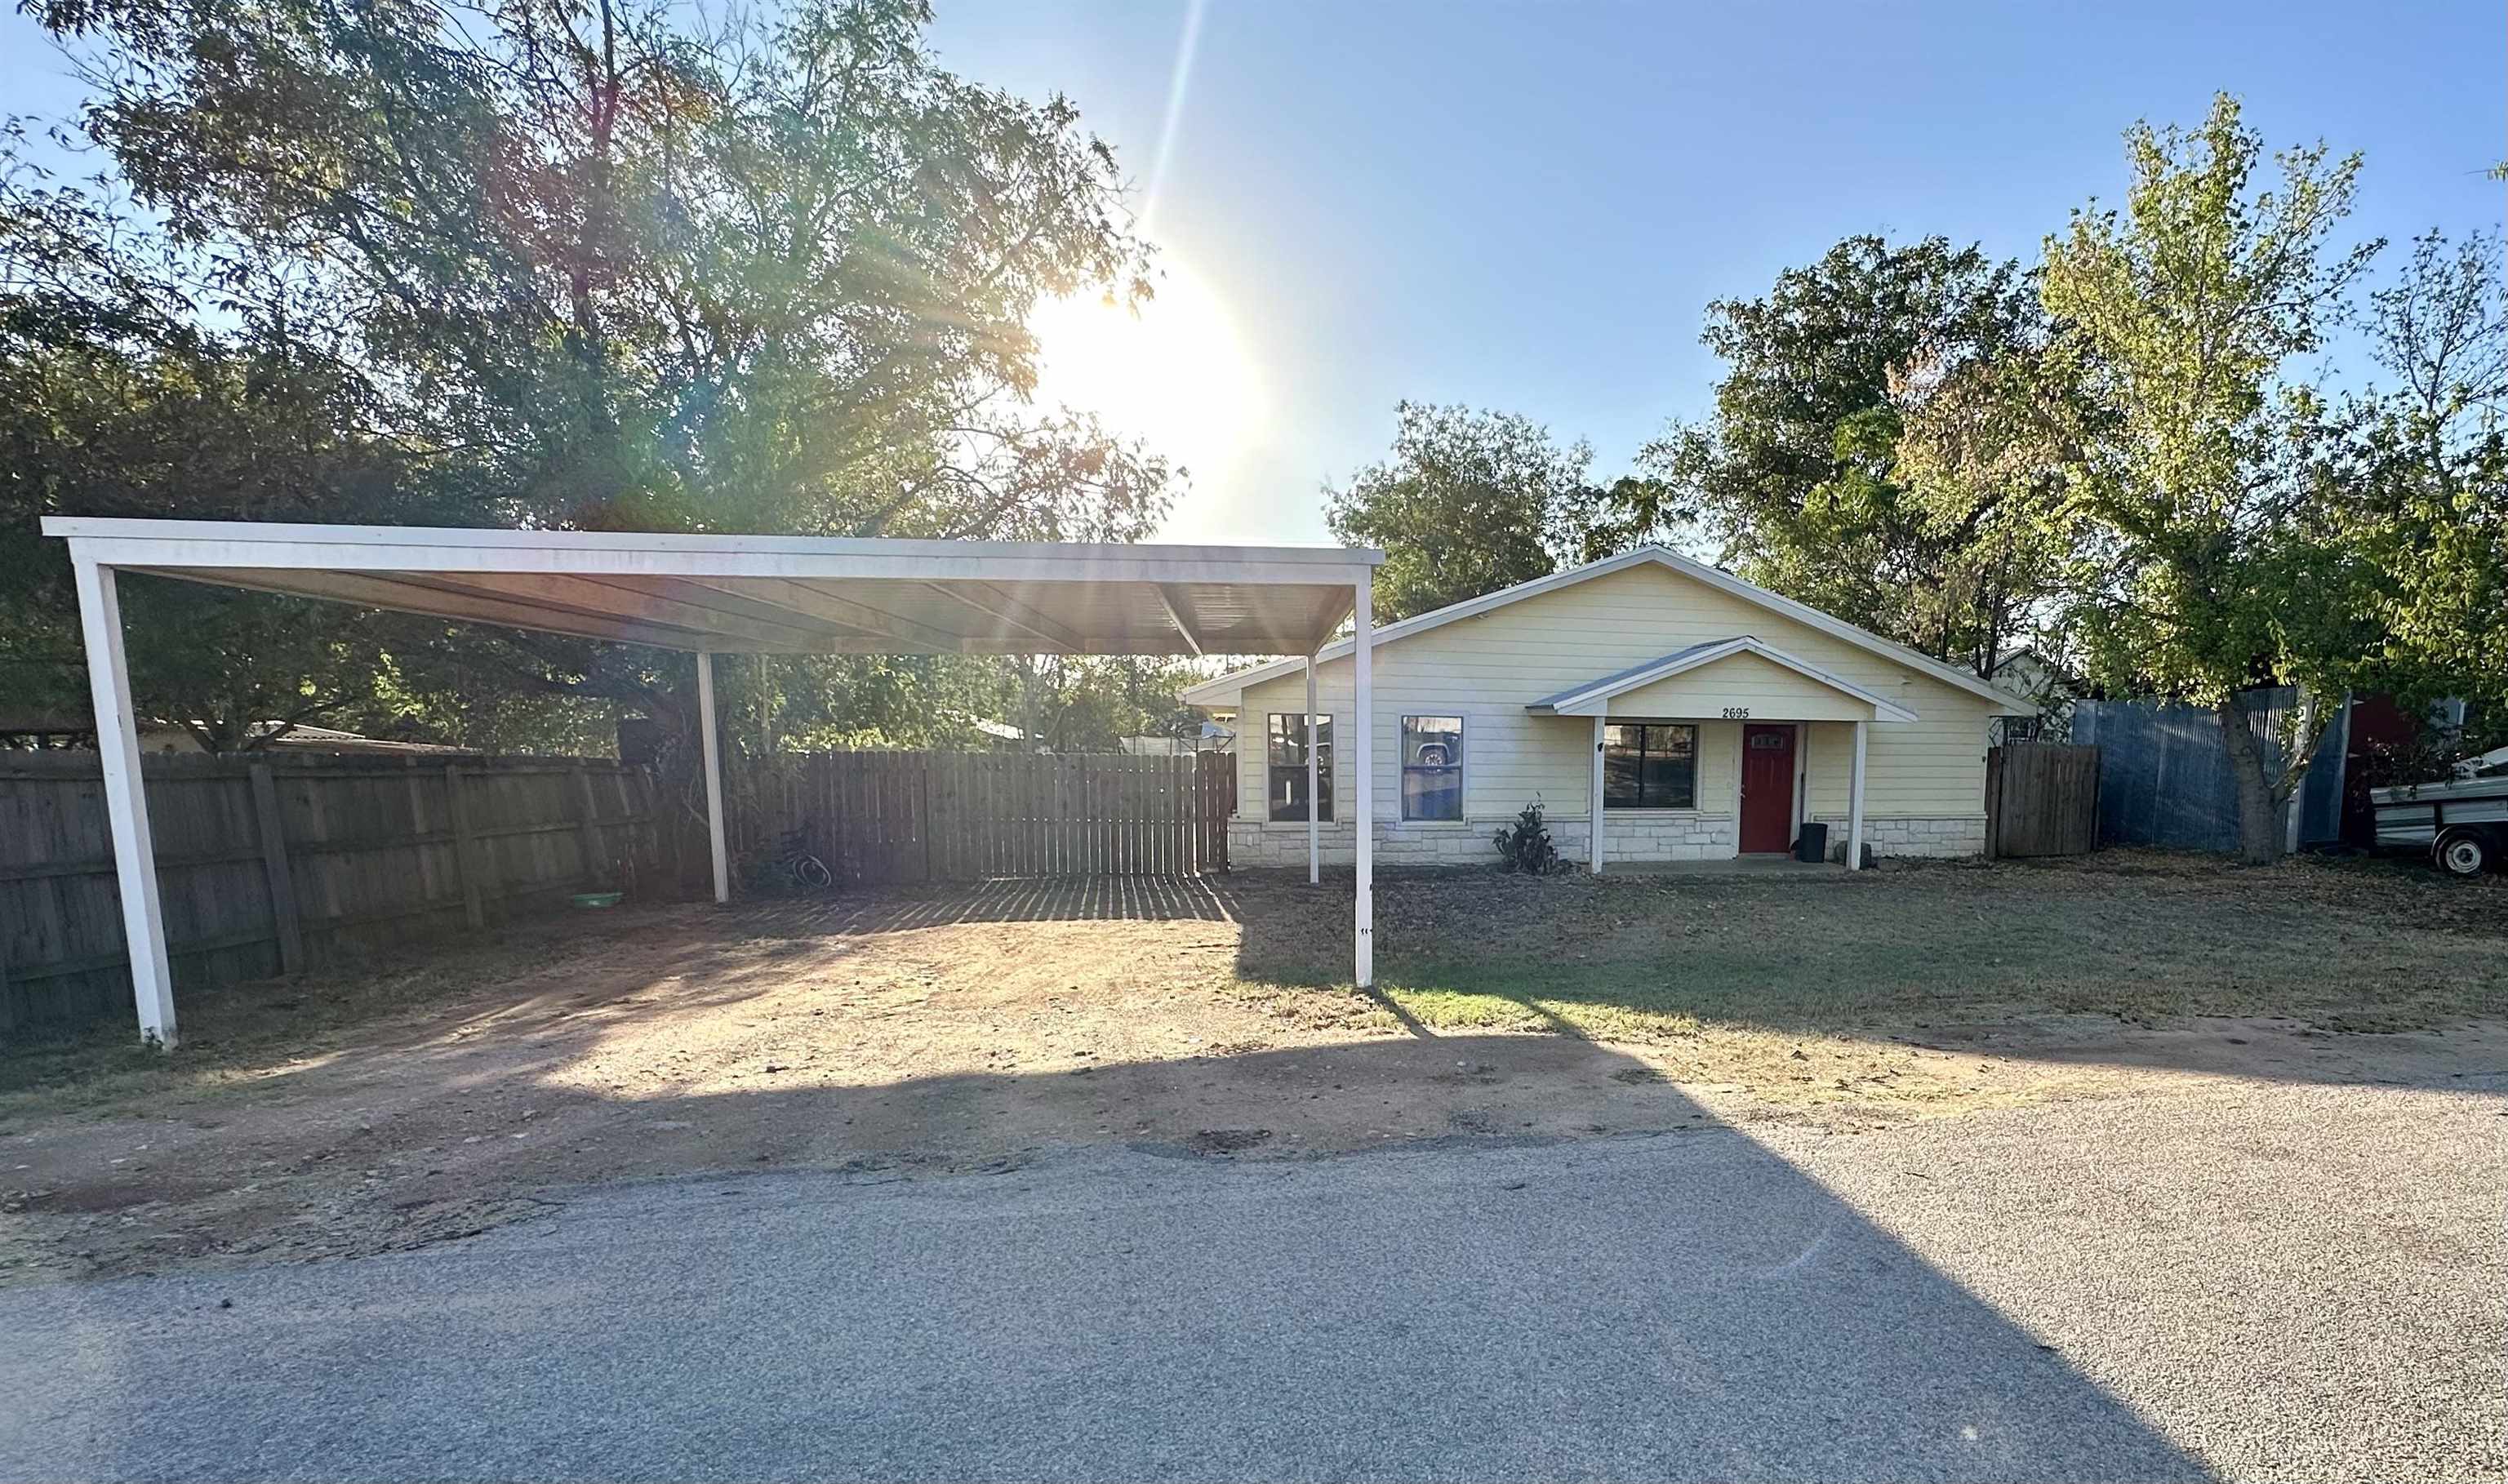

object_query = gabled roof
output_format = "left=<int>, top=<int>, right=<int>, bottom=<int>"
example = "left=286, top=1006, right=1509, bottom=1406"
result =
left=1181, top=545, right=2030, bottom=712
left=1523, top=635, right=1921, bottom=722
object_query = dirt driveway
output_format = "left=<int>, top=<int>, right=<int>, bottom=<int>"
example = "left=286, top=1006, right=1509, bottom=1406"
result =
left=4, top=854, right=2502, bottom=1283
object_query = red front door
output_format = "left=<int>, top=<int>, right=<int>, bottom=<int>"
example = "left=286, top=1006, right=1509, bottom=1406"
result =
left=1740, top=724, right=1797, bottom=854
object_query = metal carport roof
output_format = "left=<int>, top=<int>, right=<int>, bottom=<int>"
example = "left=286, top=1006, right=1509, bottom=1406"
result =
left=38, top=519, right=1377, bottom=658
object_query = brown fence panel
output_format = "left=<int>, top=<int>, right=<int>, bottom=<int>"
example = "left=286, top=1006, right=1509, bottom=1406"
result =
left=0, top=753, right=665, bottom=1033
left=1988, top=743, right=2101, bottom=858
left=737, top=749, right=1231, bottom=887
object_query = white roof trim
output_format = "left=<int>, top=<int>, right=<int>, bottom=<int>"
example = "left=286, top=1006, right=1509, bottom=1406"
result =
left=1523, top=636, right=1921, bottom=722
left=1182, top=545, right=2029, bottom=713
left=42, top=518, right=1384, bottom=656
left=41, top=517, right=1381, bottom=570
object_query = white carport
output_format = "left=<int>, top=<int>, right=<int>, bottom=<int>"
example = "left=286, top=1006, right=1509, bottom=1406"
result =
left=42, top=517, right=1385, bottom=1046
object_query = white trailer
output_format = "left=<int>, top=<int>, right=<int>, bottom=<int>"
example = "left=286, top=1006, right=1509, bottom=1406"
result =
left=2371, top=775, right=2508, bottom=877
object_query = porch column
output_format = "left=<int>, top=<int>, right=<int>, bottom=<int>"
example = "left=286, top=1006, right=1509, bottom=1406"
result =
left=1848, top=718, right=1868, bottom=871
left=696, top=651, right=730, bottom=904
left=73, top=558, right=177, bottom=1047
left=1305, top=652, right=1319, bottom=885
left=1352, top=571, right=1373, bottom=988
left=1590, top=713, right=1606, bottom=873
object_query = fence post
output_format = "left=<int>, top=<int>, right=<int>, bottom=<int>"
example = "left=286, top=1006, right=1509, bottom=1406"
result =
left=1983, top=745, right=2004, bottom=861
left=572, top=764, right=607, bottom=887
left=445, top=763, right=487, bottom=927
left=247, top=762, right=308, bottom=974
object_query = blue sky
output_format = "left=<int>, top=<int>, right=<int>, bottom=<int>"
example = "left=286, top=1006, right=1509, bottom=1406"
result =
left=5, top=2, right=2501, bottom=544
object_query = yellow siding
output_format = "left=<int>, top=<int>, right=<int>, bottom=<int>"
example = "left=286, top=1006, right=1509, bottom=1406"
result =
left=1230, top=561, right=2002, bottom=828
left=1606, top=650, right=1877, bottom=723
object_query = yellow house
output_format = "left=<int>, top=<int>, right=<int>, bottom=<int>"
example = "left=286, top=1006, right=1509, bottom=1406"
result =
left=1182, top=547, right=2030, bottom=870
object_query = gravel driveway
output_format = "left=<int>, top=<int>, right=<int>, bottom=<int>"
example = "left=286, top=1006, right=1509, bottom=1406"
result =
left=3, top=1071, right=2497, bottom=1482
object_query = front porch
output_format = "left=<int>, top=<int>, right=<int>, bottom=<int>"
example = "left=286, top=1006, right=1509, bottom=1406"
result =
left=1526, top=635, right=1914, bottom=873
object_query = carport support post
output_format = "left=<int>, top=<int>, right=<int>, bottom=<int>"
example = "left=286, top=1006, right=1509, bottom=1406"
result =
left=1305, top=653, right=1319, bottom=885
left=1352, top=571, right=1373, bottom=988
left=1848, top=718, right=1868, bottom=871
left=696, top=651, right=730, bottom=904
left=1590, top=714, right=1606, bottom=873
left=72, top=558, right=177, bottom=1047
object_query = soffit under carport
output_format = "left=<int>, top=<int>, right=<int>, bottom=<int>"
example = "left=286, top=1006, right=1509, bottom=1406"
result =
left=40, top=519, right=1381, bottom=658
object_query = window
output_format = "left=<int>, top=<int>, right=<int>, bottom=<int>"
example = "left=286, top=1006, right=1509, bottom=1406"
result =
left=1266, top=713, right=1332, bottom=821
left=1401, top=715, right=1464, bottom=820
left=1603, top=722, right=1696, bottom=809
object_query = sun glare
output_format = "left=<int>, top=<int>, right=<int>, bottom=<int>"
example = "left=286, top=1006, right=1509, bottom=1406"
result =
left=1027, top=259, right=1265, bottom=487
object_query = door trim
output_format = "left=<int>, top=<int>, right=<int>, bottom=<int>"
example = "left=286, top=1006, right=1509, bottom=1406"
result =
left=1791, top=722, right=1807, bottom=842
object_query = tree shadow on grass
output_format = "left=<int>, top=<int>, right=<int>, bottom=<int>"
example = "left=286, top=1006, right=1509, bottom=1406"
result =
left=1, top=1033, right=2206, bottom=1483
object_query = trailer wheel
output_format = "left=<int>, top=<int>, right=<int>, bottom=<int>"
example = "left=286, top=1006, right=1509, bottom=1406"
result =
left=2433, top=829, right=2493, bottom=878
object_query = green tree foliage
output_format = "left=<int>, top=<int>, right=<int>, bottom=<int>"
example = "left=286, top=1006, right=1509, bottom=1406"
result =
left=2308, top=231, right=2508, bottom=740
left=3, top=0, right=1175, bottom=748
left=1323, top=402, right=1603, bottom=622
left=1643, top=234, right=2051, bottom=672
left=2037, top=94, right=2384, bottom=862
left=1888, top=335, right=2100, bottom=682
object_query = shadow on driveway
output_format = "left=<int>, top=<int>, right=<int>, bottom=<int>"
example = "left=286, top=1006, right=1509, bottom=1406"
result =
left=0, top=1042, right=2208, bottom=1482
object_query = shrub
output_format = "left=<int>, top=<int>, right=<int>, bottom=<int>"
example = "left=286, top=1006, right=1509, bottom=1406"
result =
left=1492, top=798, right=1563, bottom=874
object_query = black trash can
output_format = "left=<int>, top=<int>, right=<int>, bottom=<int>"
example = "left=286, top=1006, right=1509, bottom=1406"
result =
left=1793, top=821, right=1829, bottom=864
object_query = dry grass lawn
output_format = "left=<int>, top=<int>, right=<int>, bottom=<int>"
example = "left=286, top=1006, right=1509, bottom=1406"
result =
left=2, top=850, right=2501, bottom=1284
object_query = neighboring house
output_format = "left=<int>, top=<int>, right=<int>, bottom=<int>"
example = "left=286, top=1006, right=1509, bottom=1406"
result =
left=966, top=716, right=1031, bottom=748
left=1183, top=547, right=2029, bottom=869
left=1985, top=646, right=2083, bottom=740
left=1118, top=723, right=1234, bottom=757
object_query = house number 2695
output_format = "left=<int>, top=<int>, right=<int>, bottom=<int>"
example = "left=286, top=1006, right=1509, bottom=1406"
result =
left=1722, top=707, right=1750, bottom=719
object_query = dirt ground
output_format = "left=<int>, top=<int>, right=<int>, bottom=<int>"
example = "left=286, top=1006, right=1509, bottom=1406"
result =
left=3, top=851, right=2501, bottom=1284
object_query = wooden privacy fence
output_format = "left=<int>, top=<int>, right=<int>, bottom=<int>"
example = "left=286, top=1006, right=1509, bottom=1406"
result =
left=1, top=753, right=665, bottom=1032
left=1986, top=743, right=2101, bottom=858
left=739, top=750, right=1234, bottom=885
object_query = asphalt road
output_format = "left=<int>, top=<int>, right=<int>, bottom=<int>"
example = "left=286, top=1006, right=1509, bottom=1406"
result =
left=3, top=1074, right=2499, bottom=1482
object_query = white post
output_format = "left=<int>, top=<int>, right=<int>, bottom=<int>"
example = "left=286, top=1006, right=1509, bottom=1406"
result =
left=1305, top=653, right=1320, bottom=886
left=1590, top=713, right=1606, bottom=874
left=73, top=559, right=177, bottom=1047
left=1351, top=572, right=1373, bottom=988
left=1848, top=718, right=1869, bottom=871
left=696, top=651, right=730, bottom=904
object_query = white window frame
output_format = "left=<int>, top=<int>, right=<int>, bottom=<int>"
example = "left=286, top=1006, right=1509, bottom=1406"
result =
left=1266, top=712, right=1332, bottom=822
left=1602, top=721, right=1701, bottom=811
left=1399, top=714, right=1465, bottom=822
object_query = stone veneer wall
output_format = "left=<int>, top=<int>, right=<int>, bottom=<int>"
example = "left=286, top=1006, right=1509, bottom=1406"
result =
left=1808, top=813, right=1987, bottom=860
left=1228, top=812, right=1984, bottom=867
left=1227, top=813, right=1738, bottom=869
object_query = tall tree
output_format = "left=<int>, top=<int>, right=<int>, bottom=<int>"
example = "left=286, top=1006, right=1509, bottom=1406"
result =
left=1323, top=402, right=1598, bottom=622
left=2306, top=230, right=2508, bottom=740
left=1643, top=234, right=2053, bottom=672
left=2038, top=93, right=2382, bottom=863
left=5, top=0, right=1176, bottom=746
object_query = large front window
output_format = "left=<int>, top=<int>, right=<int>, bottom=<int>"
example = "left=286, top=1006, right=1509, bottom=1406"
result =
left=1267, top=713, right=1332, bottom=821
left=1603, top=722, right=1696, bottom=809
left=1400, top=715, right=1464, bottom=820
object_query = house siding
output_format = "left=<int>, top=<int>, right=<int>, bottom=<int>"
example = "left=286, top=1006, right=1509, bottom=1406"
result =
left=1225, top=562, right=2003, bottom=860
left=1603, top=649, right=1879, bottom=723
